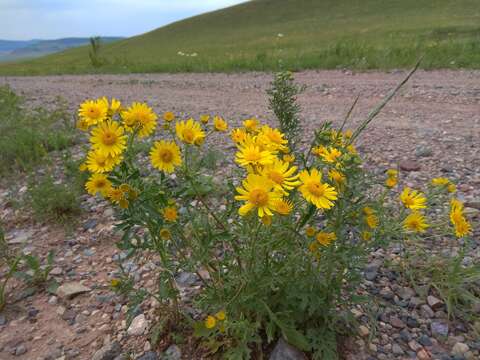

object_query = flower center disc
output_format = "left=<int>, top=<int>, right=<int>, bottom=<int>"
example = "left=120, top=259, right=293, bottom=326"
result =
left=245, top=150, right=261, bottom=162
left=102, top=131, right=116, bottom=146
left=268, top=171, right=284, bottom=184
left=183, top=129, right=194, bottom=143
left=249, top=189, right=269, bottom=206
left=160, top=149, right=173, bottom=162
left=307, top=182, right=325, bottom=197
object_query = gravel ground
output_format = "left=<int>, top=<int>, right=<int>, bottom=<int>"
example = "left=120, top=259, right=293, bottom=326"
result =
left=0, top=69, right=479, bottom=360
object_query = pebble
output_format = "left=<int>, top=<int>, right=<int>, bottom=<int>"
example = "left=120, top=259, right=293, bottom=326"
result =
left=56, top=282, right=91, bottom=299
left=452, top=342, right=469, bottom=356
left=137, top=352, right=158, bottom=360
left=399, top=160, right=421, bottom=171
left=163, top=344, right=181, bottom=360
left=269, top=338, right=307, bottom=360
left=427, top=295, right=443, bottom=310
left=392, top=343, right=404, bottom=355
left=15, top=344, right=27, bottom=356
left=431, top=321, right=449, bottom=338
left=91, top=341, right=122, bottom=360
left=359, top=325, right=370, bottom=337
left=127, top=314, right=148, bottom=336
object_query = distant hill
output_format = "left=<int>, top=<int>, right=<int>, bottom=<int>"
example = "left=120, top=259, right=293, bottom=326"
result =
left=0, top=0, right=479, bottom=74
left=0, top=37, right=124, bottom=62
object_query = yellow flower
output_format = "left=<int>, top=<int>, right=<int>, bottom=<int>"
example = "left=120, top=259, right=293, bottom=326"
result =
left=432, top=177, right=450, bottom=186
left=86, top=150, right=121, bottom=173
left=362, top=231, right=372, bottom=241
left=235, top=174, right=282, bottom=218
left=316, top=232, right=336, bottom=246
left=319, top=147, right=342, bottom=163
left=76, top=118, right=90, bottom=131
left=205, top=315, right=216, bottom=329
left=258, top=125, right=288, bottom=151
left=308, top=241, right=320, bottom=254
left=79, top=162, right=88, bottom=172
left=235, top=144, right=276, bottom=168
left=447, top=183, right=456, bottom=193
left=121, top=102, right=157, bottom=138
left=200, top=114, right=210, bottom=124
left=365, top=214, right=379, bottom=229
left=160, top=228, right=171, bottom=240
left=215, top=310, right=226, bottom=321
left=450, top=199, right=471, bottom=238
left=363, top=207, right=374, bottom=215
left=85, top=174, right=112, bottom=196
left=385, top=176, right=398, bottom=188
left=399, top=187, right=427, bottom=210
left=243, top=117, right=259, bottom=132
left=119, top=199, right=129, bottom=209
left=99, top=97, right=122, bottom=116
left=90, top=120, right=127, bottom=157
left=305, top=226, right=316, bottom=237
left=273, top=198, right=293, bottom=215
left=213, top=116, right=228, bottom=132
left=162, top=206, right=178, bottom=222
left=78, top=99, right=108, bottom=126
left=261, top=215, right=272, bottom=226
left=453, top=218, right=472, bottom=238
left=110, top=279, right=120, bottom=287
left=328, top=169, right=345, bottom=184
left=230, top=128, right=248, bottom=144
left=386, top=169, right=398, bottom=178
left=150, top=140, right=182, bottom=173
left=298, top=168, right=337, bottom=209
left=260, top=159, right=300, bottom=194
left=119, top=183, right=130, bottom=192
left=403, top=212, right=429, bottom=233
left=282, top=154, right=295, bottom=163
left=108, top=187, right=125, bottom=203
left=176, top=118, right=205, bottom=145
left=163, top=111, right=175, bottom=122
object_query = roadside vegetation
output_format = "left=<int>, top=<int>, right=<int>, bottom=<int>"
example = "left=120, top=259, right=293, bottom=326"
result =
left=0, top=0, right=479, bottom=75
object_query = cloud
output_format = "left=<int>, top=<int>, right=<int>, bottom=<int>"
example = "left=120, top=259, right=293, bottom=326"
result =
left=0, top=0, right=246, bottom=40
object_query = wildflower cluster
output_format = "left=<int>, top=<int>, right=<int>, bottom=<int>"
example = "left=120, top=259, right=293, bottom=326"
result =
left=75, top=89, right=474, bottom=358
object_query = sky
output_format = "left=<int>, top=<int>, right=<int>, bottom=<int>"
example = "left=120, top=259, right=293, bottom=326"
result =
left=0, top=0, right=247, bottom=40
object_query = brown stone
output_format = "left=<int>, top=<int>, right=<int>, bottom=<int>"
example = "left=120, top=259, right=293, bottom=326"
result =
left=399, top=160, right=421, bottom=171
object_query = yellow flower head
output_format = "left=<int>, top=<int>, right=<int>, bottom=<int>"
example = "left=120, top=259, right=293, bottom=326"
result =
left=235, top=144, right=276, bottom=168
left=90, top=120, right=127, bottom=157
left=449, top=198, right=471, bottom=237
left=121, top=102, right=157, bottom=138
left=150, top=140, right=182, bottom=173
left=86, top=150, right=121, bottom=173
left=162, top=206, right=178, bottom=222
left=273, top=198, right=293, bottom=215
left=160, top=228, right=171, bottom=240
left=363, top=207, right=375, bottom=215
left=305, top=226, right=316, bottom=237
left=243, top=117, right=259, bottom=132
left=282, top=154, right=295, bottom=163
left=230, top=128, right=248, bottom=144
left=365, top=214, right=379, bottom=229
left=432, top=177, right=450, bottom=186
left=386, top=169, right=398, bottom=178
left=399, top=187, right=427, bottom=210
left=316, top=232, right=337, bottom=246
left=319, top=147, right=342, bottom=163
left=260, top=159, right=300, bottom=194
left=215, top=310, right=226, bottom=321
left=385, top=176, right=398, bottom=188
left=200, top=114, right=210, bottom=124
left=76, top=118, right=90, bottom=131
left=362, top=231, right=372, bottom=241
left=258, top=125, right=288, bottom=151
left=175, top=118, right=205, bottom=145
left=108, top=187, right=125, bottom=203
left=85, top=173, right=112, bottom=196
left=328, top=169, right=345, bottom=184
left=447, top=183, right=456, bottom=193
left=213, top=116, right=228, bottom=132
left=298, top=168, right=338, bottom=209
left=453, top=218, right=472, bottom=238
left=78, top=99, right=108, bottom=126
left=205, top=315, right=216, bottom=329
left=308, top=241, right=320, bottom=254
left=99, top=97, right=122, bottom=116
left=235, top=174, right=283, bottom=218
left=403, top=212, right=429, bottom=233
left=163, top=111, right=175, bottom=122
left=261, top=215, right=272, bottom=226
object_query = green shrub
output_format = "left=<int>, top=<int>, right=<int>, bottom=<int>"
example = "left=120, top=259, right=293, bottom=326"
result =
left=0, top=85, right=76, bottom=175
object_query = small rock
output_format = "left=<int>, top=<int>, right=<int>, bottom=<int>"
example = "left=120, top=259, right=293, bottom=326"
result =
left=408, top=340, right=422, bottom=352
left=269, top=338, right=307, bottom=360
left=417, top=348, right=431, bottom=360
left=415, top=146, right=433, bottom=158
left=137, top=352, right=158, bottom=360
left=399, top=160, right=421, bottom=172
left=359, top=325, right=370, bottom=337
left=390, top=316, right=405, bottom=329
left=418, top=335, right=433, bottom=347
left=452, top=342, right=469, bottom=356
left=163, top=344, right=181, bottom=360
left=127, top=314, right=148, bottom=336
left=50, top=267, right=63, bottom=276
left=421, top=304, right=435, bottom=318
left=0, top=314, right=7, bottom=325
left=431, top=321, right=449, bottom=339
left=48, top=296, right=58, bottom=305
left=8, top=230, right=33, bottom=244
left=92, top=341, right=122, bottom=360
left=56, top=282, right=91, bottom=299
left=392, top=343, right=404, bottom=355
left=15, top=344, right=27, bottom=356
left=174, top=271, right=198, bottom=287
left=427, top=296, right=443, bottom=310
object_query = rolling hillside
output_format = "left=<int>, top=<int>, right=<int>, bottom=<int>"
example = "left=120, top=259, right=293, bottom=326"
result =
left=1, top=0, right=479, bottom=75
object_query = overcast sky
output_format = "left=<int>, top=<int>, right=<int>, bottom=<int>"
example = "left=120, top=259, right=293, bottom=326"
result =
left=0, top=0, right=247, bottom=40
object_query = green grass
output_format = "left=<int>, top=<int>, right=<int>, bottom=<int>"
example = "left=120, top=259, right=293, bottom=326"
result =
left=0, top=85, right=76, bottom=174
left=0, top=0, right=479, bottom=74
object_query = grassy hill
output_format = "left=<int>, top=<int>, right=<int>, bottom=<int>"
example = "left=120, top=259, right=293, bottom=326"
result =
left=1, top=0, right=479, bottom=75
